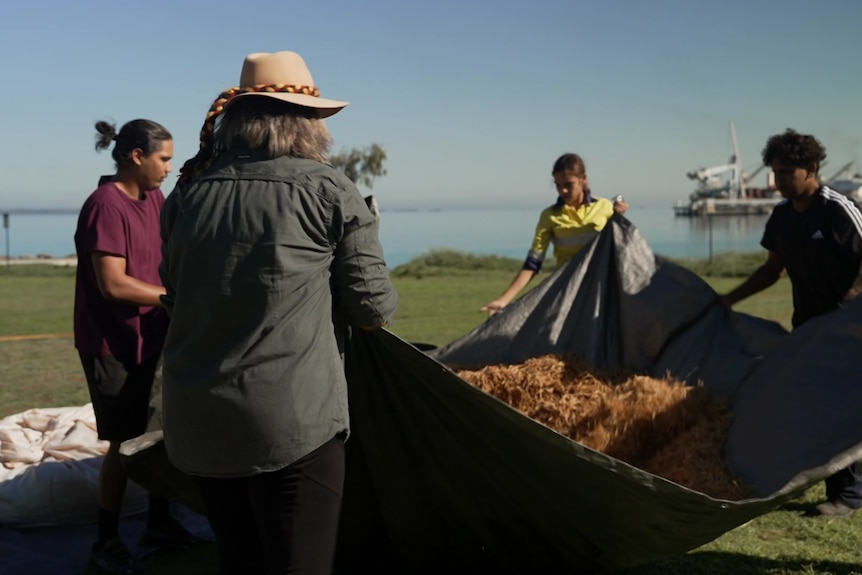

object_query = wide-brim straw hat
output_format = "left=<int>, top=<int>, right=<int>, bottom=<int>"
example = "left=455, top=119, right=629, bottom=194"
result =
left=230, top=51, right=349, bottom=118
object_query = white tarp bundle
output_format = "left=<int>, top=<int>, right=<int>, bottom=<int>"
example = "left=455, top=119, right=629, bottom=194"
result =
left=0, top=404, right=146, bottom=526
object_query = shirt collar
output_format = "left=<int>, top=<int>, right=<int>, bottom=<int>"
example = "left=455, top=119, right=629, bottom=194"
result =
left=554, top=192, right=595, bottom=209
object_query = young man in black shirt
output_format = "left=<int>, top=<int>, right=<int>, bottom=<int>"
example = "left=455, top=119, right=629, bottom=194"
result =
left=720, top=128, right=862, bottom=517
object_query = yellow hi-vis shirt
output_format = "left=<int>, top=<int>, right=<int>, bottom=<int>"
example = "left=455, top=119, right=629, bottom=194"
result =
left=523, top=197, right=615, bottom=271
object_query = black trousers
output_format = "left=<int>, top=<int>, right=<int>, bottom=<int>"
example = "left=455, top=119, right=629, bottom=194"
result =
left=825, top=461, right=862, bottom=508
left=194, top=435, right=346, bottom=575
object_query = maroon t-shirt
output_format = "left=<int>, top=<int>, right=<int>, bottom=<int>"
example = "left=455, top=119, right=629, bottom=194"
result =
left=73, top=182, right=167, bottom=364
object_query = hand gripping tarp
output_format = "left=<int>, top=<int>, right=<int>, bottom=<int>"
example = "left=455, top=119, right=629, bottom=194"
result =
left=122, top=215, right=862, bottom=573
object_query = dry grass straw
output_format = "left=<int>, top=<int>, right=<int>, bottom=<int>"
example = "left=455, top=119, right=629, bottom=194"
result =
left=455, top=355, right=748, bottom=500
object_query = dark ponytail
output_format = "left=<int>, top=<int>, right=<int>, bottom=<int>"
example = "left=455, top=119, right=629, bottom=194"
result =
left=94, top=119, right=172, bottom=168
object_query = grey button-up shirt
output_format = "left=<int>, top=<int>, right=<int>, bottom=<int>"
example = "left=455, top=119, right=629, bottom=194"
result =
left=159, top=150, right=398, bottom=477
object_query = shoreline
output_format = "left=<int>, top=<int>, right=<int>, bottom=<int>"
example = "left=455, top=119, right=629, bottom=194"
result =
left=2, top=256, right=77, bottom=266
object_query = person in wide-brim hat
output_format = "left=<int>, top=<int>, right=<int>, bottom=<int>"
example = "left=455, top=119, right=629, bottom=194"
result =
left=229, top=50, right=349, bottom=116
left=159, top=51, right=398, bottom=575
left=177, top=50, right=350, bottom=183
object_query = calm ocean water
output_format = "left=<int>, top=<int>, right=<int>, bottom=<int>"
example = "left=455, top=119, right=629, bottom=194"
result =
left=0, top=206, right=770, bottom=267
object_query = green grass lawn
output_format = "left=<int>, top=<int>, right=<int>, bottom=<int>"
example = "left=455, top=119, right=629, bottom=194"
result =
left=1, top=259, right=860, bottom=575
left=0, top=265, right=75, bottom=337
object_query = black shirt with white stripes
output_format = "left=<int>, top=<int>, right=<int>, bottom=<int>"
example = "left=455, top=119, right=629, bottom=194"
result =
left=761, top=186, right=862, bottom=328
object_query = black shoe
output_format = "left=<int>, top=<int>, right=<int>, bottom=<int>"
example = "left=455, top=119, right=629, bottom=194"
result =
left=815, top=500, right=858, bottom=517
left=90, top=538, right=140, bottom=575
left=140, top=518, right=201, bottom=550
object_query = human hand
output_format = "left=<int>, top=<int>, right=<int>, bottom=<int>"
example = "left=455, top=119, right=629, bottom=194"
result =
left=480, top=299, right=508, bottom=316
left=612, top=195, right=628, bottom=215
left=842, top=286, right=862, bottom=306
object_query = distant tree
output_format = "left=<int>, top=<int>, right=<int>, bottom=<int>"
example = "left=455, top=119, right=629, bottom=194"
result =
left=330, top=143, right=387, bottom=189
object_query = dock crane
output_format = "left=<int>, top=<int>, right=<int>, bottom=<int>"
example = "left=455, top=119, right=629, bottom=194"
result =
left=825, top=161, right=856, bottom=184
left=826, top=161, right=862, bottom=199
left=685, top=122, right=745, bottom=200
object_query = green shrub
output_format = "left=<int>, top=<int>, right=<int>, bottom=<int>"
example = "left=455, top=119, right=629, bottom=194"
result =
left=391, top=249, right=526, bottom=278
left=393, top=249, right=766, bottom=280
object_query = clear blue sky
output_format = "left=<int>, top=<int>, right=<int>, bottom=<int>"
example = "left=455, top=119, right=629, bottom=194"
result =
left=1, top=0, right=860, bottom=211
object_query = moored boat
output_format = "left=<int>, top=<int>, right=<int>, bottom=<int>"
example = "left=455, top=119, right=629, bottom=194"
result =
left=674, top=124, right=861, bottom=216
left=673, top=122, right=783, bottom=217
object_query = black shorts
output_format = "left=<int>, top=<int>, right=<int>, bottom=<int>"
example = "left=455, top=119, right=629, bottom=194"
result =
left=79, top=353, right=159, bottom=442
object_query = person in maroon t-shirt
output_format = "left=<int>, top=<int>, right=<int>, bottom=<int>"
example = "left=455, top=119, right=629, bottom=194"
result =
left=74, top=119, right=196, bottom=574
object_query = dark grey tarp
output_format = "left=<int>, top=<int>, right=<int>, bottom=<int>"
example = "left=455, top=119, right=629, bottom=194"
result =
left=429, top=215, right=788, bottom=397
left=122, top=215, right=862, bottom=574
left=725, top=297, right=862, bottom=498
left=338, top=329, right=783, bottom=574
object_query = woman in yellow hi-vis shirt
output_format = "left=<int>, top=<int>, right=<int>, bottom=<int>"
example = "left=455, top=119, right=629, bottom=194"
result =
left=481, top=153, right=628, bottom=315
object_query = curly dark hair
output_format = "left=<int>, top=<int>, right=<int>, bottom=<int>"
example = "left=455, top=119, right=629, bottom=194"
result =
left=761, top=128, right=827, bottom=170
